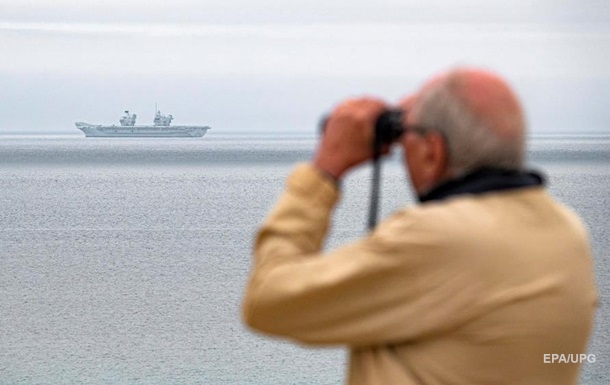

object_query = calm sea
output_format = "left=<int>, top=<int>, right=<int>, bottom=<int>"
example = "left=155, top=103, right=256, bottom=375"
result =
left=0, top=133, right=608, bottom=385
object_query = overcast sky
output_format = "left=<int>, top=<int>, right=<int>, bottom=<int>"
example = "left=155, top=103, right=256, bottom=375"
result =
left=1, top=0, right=609, bottom=133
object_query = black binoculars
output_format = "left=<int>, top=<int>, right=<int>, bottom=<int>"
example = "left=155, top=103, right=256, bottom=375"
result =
left=319, top=109, right=406, bottom=146
left=373, top=109, right=406, bottom=146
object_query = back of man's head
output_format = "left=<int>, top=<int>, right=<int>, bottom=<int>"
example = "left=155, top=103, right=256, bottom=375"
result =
left=411, top=68, right=526, bottom=175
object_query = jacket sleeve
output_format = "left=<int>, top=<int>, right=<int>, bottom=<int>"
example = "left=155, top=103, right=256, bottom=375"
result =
left=241, top=164, right=481, bottom=347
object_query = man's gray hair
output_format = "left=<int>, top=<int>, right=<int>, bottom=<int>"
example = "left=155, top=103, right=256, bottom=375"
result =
left=410, top=76, right=525, bottom=175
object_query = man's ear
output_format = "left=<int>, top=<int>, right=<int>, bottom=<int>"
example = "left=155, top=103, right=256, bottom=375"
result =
left=419, top=132, right=448, bottom=184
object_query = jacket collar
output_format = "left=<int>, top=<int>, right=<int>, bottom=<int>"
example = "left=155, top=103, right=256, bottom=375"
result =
left=419, top=167, right=545, bottom=203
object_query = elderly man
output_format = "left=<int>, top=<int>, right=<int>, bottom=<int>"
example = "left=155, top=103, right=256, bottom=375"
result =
left=242, top=68, right=597, bottom=385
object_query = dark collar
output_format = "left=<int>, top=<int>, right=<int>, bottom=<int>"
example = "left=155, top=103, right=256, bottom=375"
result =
left=419, top=168, right=545, bottom=203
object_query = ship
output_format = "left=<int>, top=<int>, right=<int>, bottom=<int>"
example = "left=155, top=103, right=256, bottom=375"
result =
left=75, top=108, right=211, bottom=138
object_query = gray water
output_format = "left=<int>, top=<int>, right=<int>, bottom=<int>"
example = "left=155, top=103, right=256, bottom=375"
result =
left=0, top=134, right=609, bottom=384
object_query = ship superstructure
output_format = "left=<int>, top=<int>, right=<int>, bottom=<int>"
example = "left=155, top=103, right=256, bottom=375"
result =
left=75, top=108, right=210, bottom=138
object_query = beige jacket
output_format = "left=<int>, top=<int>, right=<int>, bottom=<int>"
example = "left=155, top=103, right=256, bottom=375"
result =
left=242, top=164, right=597, bottom=385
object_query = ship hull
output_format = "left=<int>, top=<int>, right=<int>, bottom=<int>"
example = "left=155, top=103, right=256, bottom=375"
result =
left=75, top=123, right=210, bottom=138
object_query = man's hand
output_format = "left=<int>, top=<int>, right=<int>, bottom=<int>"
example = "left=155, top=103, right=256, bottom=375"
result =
left=312, top=97, right=388, bottom=181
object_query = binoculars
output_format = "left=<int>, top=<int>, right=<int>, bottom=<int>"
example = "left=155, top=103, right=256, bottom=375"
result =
left=319, top=109, right=406, bottom=146
left=373, top=109, right=406, bottom=146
